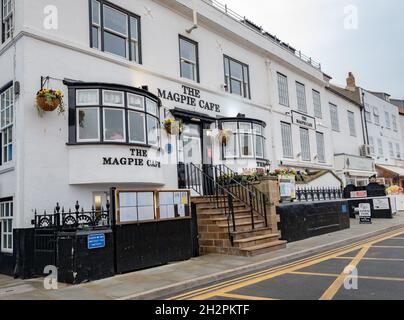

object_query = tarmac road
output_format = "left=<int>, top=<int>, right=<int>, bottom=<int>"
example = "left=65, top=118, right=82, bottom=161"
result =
left=170, top=228, right=404, bottom=300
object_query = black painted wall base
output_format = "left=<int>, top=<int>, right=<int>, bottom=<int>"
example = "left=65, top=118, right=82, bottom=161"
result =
left=277, top=200, right=350, bottom=243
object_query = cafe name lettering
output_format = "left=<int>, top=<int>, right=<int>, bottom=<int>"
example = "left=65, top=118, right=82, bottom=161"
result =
left=102, top=149, right=161, bottom=168
left=292, top=111, right=316, bottom=130
left=158, top=85, right=221, bottom=113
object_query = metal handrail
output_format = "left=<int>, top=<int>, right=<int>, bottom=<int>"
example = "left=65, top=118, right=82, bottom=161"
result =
left=210, top=165, right=268, bottom=229
left=184, top=163, right=237, bottom=244
left=201, top=0, right=321, bottom=70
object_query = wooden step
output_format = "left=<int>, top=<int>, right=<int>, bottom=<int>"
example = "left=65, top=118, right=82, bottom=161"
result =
left=233, top=233, right=281, bottom=249
left=238, top=240, right=287, bottom=257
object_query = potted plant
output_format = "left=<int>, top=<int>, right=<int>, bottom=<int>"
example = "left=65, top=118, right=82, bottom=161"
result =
left=218, top=129, right=232, bottom=145
left=164, top=118, right=184, bottom=135
left=36, top=89, right=65, bottom=115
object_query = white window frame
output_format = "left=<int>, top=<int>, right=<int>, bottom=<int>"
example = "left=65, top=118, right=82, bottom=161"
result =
left=296, top=82, right=307, bottom=114
left=369, top=136, right=375, bottom=155
left=103, top=108, right=126, bottom=142
left=385, top=112, right=391, bottom=129
left=316, top=131, right=325, bottom=163
left=392, top=115, right=398, bottom=131
left=313, top=90, right=322, bottom=119
left=90, top=0, right=101, bottom=49
left=239, top=123, right=254, bottom=159
left=373, top=107, right=380, bottom=125
left=347, top=111, right=356, bottom=137
left=0, top=85, right=13, bottom=165
left=389, top=142, right=394, bottom=158
left=277, top=73, right=289, bottom=107
left=299, top=127, right=311, bottom=161
left=76, top=89, right=100, bottom=106
left=76, top=107, right=101, bottom=143
left=0, top=200, right=13, bottom=253
left=224, top=56, right=250, bottom=99
left=329, top=103, right=340, bottom=132
left=146, top=115, right=160, bottom=147
left=102, top=90, right=125, bottom=107
left=281, top=122, right=293, bottom=158
left=396, top=143, right=401, bottom=159
left=377, top=138, right=383, bottom=156
left=127, top=93, right=145, bottom=111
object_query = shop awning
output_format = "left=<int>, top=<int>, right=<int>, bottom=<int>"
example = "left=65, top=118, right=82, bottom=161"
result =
left=376, top=165, right=404, bottom=177
left=346, top=170, right=377, bottom=178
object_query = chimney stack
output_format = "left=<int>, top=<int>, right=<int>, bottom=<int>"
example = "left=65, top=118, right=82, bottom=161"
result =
left=346, top=72, right=356, bottom=92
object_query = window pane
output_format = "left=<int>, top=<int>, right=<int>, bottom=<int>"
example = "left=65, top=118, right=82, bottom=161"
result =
left=330, top=103, right=339, bottom=131
left=104, top=109, right=125, bottom=142
left=229, top=60, right=243, bottom=80
left=77, top=108, right=99, bottom=141
left=76, top=89, right=99, bottom=106
left=296, top=82, right=307, bottom=113
left=130, top=40, right=138, bottom=62
left=130, top=17, right=138, bottom=40
left=180, top=38, right=196, bottom=62
left=239, top=122, right=252, bottom=132
left=253, top=124, right=263, bottom=135
left=348, top=111, right=356, bottom=136
left=224, top=134, right=238, bottom=158
left=103, top=5, right=127, bottom=36
left=91, top=0, right=100, bottom=25
left=103, top=90, right=124, bottom=106
left=91, top=26, right=100, bottom=49
left=180, top=60, right=196, bottom=81
left=277, top=73, right=289, bottom=106
left=313, top=90, right=322, bottom=118
left=281, top=122, right=293, bottom=158
left=300, top=128, right=310, bottom=161
left=230, top=79, right=242, bottom=96
left=255, top=136, right=264, bottom=158
left=316, top=132, right=325, bottom=163
left=128, top=94, right=144, bottom=110
left=146, top=99, right=158, bottom=116
left=104, top=31, right=127, bottom=58
left=129, top=111, right=145, bottom=143
left=240, top=133, right=254, bottom=157
left=147, top=116, right=159, bottom=146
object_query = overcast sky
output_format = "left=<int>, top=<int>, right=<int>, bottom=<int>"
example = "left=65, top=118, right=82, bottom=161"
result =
left=226, top=0, right=404, bottom=99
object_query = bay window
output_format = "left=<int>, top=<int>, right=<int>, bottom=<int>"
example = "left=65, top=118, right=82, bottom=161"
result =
left=1, top=0, right=13, bottom=43
left=0, top=84, right=13, bottom=165
left=221, top=120, right=266, bottom=159
left=0, top=199, right=13, bottom=253
left=90, top=0, right=141, bottom=63
left=70, top=84, right=160, bottom=148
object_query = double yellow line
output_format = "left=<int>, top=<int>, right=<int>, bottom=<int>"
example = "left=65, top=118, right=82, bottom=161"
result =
left=169, top=227, right=404, bottom=300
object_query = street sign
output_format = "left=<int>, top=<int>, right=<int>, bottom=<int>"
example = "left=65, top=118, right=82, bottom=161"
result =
left=359, top=203, right=372, bottom=224
left=88, top=233, right=106, bottom=250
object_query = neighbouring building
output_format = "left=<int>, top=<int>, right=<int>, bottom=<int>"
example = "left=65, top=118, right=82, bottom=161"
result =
left=362, top=90, right=404, bottom=186
left=325, top=73, right=376, bottom=187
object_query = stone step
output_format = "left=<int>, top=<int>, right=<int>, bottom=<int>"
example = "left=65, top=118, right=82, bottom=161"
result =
left=231, top=227, right=275, bottom=240
left=233, top=233, right=281, bottom=249
left=217, top=220, right=266, bottom=232
left=212, top=214, right=262, bottom=225
left=196, top=202, right=248, bottom=211
left=238, top=240, right=287, bottom=257
left=197, top=208, right=251, bottom=217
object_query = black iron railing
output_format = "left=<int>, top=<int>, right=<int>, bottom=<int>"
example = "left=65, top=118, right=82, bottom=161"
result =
left=184, top=163, right=236, bottom=244
left=209, top=165, right=268, bottom=230
left=295, top=187, right=343, bottom=202
left=32, top=201, right=111, bottom=230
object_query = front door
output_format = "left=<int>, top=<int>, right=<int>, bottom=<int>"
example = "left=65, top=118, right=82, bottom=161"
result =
left=178, top=123, right=203, bottom=195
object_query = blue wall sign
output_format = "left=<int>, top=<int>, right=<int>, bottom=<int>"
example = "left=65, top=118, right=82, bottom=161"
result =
left=165, top=143, right=173, bottom=154
left=88, top=234, right=106, bottom=250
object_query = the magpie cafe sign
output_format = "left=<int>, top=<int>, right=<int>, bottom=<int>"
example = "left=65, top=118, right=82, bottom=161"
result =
left=102, top=148, right=161, bottom=168
left=292, top=111, right=316, bottom=130
left=158, top=85, right=221, bottom=113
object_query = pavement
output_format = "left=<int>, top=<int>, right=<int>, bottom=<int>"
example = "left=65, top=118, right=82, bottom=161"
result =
left=1, top=213, right=404, bottom=300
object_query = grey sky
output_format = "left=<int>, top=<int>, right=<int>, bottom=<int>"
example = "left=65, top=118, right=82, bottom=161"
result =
left=226, top=0, right=404, bottom=98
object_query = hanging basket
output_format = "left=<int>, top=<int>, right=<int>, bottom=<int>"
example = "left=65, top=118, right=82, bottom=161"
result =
left=218, top=129, right=232, bottom=145
left=164, top=119, right=184, bottom=135
left=36, top=96, right=61, bottom=112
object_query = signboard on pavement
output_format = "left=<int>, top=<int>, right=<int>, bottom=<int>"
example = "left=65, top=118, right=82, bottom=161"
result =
left=359, top=203, right=372, bottom=224
left=350, top=191, right=368, bottom=198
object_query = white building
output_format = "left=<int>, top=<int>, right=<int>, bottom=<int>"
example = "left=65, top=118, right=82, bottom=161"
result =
left=0, top=0, right=374, bottom=275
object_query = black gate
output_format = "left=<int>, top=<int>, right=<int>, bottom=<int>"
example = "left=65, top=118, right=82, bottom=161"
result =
left=32, top=202, right=112, bottom=277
